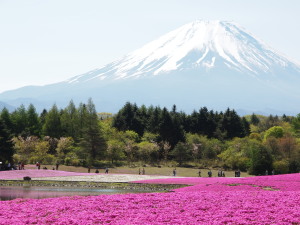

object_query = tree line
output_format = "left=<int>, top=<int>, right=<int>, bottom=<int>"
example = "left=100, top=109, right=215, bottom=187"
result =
left=0, top=100, right=299, bottom=175
left=0, top=99, right=106, bottom=167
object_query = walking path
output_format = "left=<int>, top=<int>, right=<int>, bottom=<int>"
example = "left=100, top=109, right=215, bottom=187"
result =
left=0, top=169, right=179, bottom=182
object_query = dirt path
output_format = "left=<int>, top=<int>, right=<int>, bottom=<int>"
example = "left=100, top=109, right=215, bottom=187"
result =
left=32, top=174, right=179, bottom=182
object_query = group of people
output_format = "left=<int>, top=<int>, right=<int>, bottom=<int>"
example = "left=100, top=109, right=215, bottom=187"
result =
left=0, top=162, right=25, bottom=171
left=235, top=170, right=241, bottom=177
left=217, top=170, right=225, bottom=177
left=199, top=169, right=226, bottom=177
left=91, top=167, right=109, bottom=174
left=35, top=162, right=60, bottom=170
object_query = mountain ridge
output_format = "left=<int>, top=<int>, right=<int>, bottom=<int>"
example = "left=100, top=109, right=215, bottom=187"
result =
left=1, top=20, right=300, bottom=115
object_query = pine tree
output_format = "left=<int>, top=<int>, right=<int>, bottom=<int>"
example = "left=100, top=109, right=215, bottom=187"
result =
left=11, top=104, right=27, bottom=136
left=187, top=110, right=199, bottom=133
left=112, top=102, right=144, bottom=136
left=42, top=104, right=62, bottom=138
left=250, top=113, right=260, bottom=125
left=0, top=108, right=13, bottom=134
left=221, top=108, right=246, bottom=139
left=80, top=98, right=107, bottom=164
left=147, top=106, right=161, bottom=134
left=0, top=119, right=14, bottom=163
left=26, top=104, right=41, bottom=136
left=61, top=100, right=80, bottom=140
left=159, top=107, right=185, bottom=148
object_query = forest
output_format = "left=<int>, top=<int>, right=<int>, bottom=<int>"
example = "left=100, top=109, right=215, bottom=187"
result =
left=0, top=99, right=299, bottom=175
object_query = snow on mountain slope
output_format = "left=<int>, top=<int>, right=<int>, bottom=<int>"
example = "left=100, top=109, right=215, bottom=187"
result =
left=1, top=20, right=300, bottom=115
left=66, top=20, right=300, bottom=84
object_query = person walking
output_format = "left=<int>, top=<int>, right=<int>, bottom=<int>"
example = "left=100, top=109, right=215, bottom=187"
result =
left=208, top=170, right=212, bottom=177
left=198, top=169, right=201, bottom=177
left=173, top=168, right=177, bottom=176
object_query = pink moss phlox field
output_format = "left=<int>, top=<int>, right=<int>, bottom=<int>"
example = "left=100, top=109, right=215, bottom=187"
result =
left=0, top=170, right=90, bottom=180
left=135, top=173, right=300, bottom=192
left=0, top=174, right=299, bottom=224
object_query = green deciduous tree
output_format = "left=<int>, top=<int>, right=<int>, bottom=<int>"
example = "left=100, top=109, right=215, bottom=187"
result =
left=264, top=126, right=284, bottom=140
left=12, top=136, right=39, bottom=163
left=106, top=139, right=125, bottom=164
left=218, top=138, right=254, bottom=171
left=137, top=141, right=159, bottom=164
left=249, top=142, right=273, bottom=175
left=56, top=137, right=75, bottom=163
left=292, top=113, right=300, bottom=136
left=171, top=142, right=192, bottom=166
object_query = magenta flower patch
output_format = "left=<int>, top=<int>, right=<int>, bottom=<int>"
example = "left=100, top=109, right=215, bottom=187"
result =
left=0, top=173, right=299, bottom=224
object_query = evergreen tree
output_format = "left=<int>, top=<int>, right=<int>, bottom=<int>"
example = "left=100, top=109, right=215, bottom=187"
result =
left=112, top=102, right=144, bottom=136
left=136, top=104, right=148, bottom=133
left=221, top=108, right=246, bottom=139
left=282, top=114, right=292, bottom=123
left=207, top=110, right=218, bottom=138
left=147, top=106, right=161, bottom=134
left=187, top=110, right=199, bottom=133
left=26, top=104, right=41, bottom=136
left=0, top=119, right=14, bottom=163
left=40, top=109, right=48, bottom=128
left=42, top=104, right=62, bottom=138
left=0, top=108, right=13, bottom=134
left=242, top=117, right=251, bottom=136
left=77, top=103, right=88, bottom=138
left=250, top=113, right=260, bottom=125
left=159, top=107, right=173, bottom=144
left=61, top=100, right=80, bottom=140
left=198, top=107, right=209, bottom=135
left=80, top=98, right=107, bottom=164
left=159, top=107, right=185, bottom=148
left=11, top=104, right=27, bottom=136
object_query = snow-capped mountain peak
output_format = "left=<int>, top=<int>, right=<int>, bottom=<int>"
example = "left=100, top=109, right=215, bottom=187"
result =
left=67, top=20, right=299, bottom=84
left=2, top=20, right=300, bottom=115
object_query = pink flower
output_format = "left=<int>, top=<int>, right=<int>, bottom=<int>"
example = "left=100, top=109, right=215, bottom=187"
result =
left=0, top=173, right=299, bottom=224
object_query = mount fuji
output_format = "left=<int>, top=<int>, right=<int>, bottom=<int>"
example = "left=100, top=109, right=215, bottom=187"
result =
left=1, top=20, right=300, bottom=114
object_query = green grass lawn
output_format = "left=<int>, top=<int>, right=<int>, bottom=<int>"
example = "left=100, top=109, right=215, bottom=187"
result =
left=36, top=164, right=251, bottom=178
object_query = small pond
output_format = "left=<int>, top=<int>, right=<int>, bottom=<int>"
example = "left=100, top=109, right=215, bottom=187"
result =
left=0, top=186, right=150, bottom=201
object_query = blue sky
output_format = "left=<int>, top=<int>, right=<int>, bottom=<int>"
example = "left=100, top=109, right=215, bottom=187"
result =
left=0, top=0, right=299, bottom=93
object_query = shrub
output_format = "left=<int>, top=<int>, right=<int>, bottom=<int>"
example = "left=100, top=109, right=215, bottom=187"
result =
left=23, top=176, right=31, bottom=181
left=273, top=160, right=289, bottom=174
left=289, top=160, right=300, bottom=173
left=43, top=154, right=56, bottom=165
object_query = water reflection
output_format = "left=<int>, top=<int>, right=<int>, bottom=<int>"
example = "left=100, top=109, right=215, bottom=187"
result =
left=0, top=186, right=147, bottom=201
